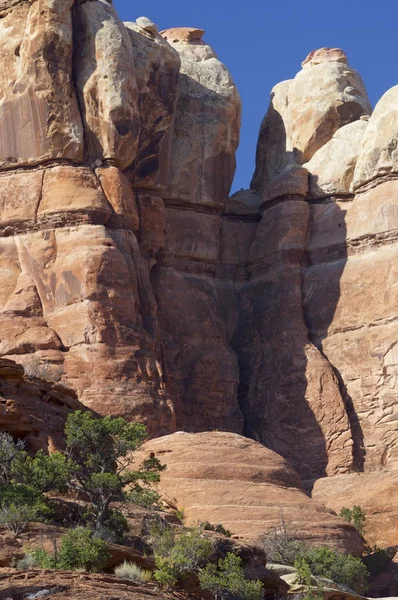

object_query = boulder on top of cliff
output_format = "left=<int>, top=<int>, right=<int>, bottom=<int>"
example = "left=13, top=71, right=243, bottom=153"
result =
left=133, top=431, right=364, bottom=555
left=160, top=27, right=241, bottom=211
left=288, top=49, right=371, bottom=164
left=304, top=118, right=369, bottom=199
left=301, top=47, right=349, bottom=68
left=353, top=85, right=398, bottom=191
left=251, top=48, right=371, bottom=202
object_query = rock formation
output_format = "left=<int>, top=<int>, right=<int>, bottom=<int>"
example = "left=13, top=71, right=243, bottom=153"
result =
left=135, top=431, right=363, bottom=554
left=0, top=0, right=398, bottom=566
left=0, top=357, right=83, bottom=452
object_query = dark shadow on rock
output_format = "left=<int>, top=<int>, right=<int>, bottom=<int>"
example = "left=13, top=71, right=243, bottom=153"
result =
left=230, top=99, right=359, bottom=482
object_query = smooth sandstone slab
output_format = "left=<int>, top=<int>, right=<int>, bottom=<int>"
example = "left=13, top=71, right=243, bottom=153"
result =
left=135, top=431, right=363, bottom=554
left=312, top=472, right=398, bottom=548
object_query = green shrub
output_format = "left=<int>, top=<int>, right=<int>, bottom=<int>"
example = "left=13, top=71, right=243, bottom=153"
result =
left=31, top=527, right=110, bottom=572
left=201, top=521, right=232, bottom=537
left=115, top=561, right=152, bottom=582
left=152, top=525, right=213, bottom=588
left=199, top=552, right=263, bottom=600
left=303, top=547, right=369, bottom=594
left=0, top=503, right=40, bottom=536
left=339, top=506, right=366, bottom=536
left=171, top=507, right=185, bottom=523
left=127, top=485, right=162, bottom=510
left=0, top=483, right=52, bottom=535
left=294, top=556, right=324, bottom=600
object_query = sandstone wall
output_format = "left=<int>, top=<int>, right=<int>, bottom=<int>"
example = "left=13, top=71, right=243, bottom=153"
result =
left=0, top=2, right=181, bottom=436
left=1, top=1, right=398, bottom=553
left=0, top=3, right=244, bottom=439
left=248, top=46, right=398, bottom=491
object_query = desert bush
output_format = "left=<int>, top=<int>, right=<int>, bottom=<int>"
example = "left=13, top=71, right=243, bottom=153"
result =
left=14, top=553, right=39, bottom=570
left=339, top=506, right=366, bottom=536
left=0, top=432, right=24, bottom=485
left=261, top=517, right=306, bottom=565
left=12, top=450, right=69, bottom=494
left=294, top=556, right=324, bottom=600
left=0, top=502, right=41, bottom=536
left=126, top=485, right=162, bottom=510
left=151, top=524, right=213, bottom=588
left=201, top=521, right=232, bottom=537
left=0, top=483, right=52, bottom=535
left=303, top=547, right=369, bottom=594
left=199, top=552, right=263, bottom=600
left=115, top=561, right=152, bottom=582
left=31, top=527, right=110, bottom=572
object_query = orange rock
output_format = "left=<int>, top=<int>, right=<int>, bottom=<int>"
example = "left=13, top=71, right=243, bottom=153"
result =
left=135, top=431, right=364, bottom=555
left=160, top=27, right=205, bottom=44
left=302, top=47, right=349, bottom=68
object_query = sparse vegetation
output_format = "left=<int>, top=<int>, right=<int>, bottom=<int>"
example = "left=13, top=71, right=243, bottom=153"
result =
left=261, top=517, right=306, bottom=565
left=151, top=523, right=213, bottom=588
left=262, top=515, right=369, bottom=594
left=64, top=411, right=165, bottom=538
left=294, top=556, right=324, bottom=600
left=29, top=527, right=110, bottom=572
left=339, top=505, right=366, bottom=536
left=126, top=485, right=162, bottom=510
left=171, top=507, right=186, bottom=523
left=199, top=552, right=264, bottom=600
left=0, top=412, right=165, bottom=543
left=114, top=561, right=152, bottom=582
left=201, top=521, right=232, bottom=537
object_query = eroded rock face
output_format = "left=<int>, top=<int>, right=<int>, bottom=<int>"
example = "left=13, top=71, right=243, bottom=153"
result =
left=161, top=26, right=241, bottom=210
left=248, top=46, right=398, bottom=553
left=0, top=358, right=84, bottom=453
left=1, top=1, right=398, bottom=559
left=0, top=2, right=180, bottom=436
left=251, top=49, right=371, bottom=203
left=149, top=28, right=243, bottom=433
left=0, top=0, right=83, bottom=168
left=0, top=5, right=244, bottom=439
left=135, top=432, right=363, bottom=554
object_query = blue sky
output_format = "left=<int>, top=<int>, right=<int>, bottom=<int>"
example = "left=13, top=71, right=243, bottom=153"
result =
left=114, top=0, right=398, bottom=193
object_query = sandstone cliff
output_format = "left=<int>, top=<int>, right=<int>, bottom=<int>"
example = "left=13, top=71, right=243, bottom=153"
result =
left=0, top=0, right=398, bottom=570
